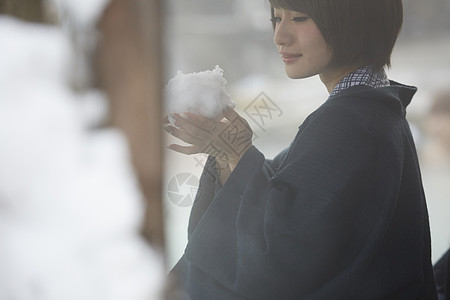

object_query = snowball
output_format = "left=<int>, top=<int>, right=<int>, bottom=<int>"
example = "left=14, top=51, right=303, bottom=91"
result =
left=164, top=65, right=235, bottom=124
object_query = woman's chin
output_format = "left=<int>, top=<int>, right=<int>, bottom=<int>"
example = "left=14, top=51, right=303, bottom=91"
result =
left=285, top=71, right=306, bottom=80
left=285, top=67, right=319, bottom=80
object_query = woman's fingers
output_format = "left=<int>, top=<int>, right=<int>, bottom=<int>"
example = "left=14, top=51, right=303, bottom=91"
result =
left=165, top=110, right=252, bottom=165
left=179, top=112, right=213, bottom=126
left=164, top=125, right=203, bottom=145
left=222, top=107, right=253, bottom=141
left=222, top=106, right=241, bottom=123
left=222, top=106, right=238, bottom=120
left=168, top=144, right=201, bottom=155
left=173, top=113, right=217, bottom=138
left=223, top=106, right=251, bottom=129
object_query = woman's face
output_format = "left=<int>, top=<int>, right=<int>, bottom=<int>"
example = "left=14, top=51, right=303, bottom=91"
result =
left=272, top=8, right=333, bottom=79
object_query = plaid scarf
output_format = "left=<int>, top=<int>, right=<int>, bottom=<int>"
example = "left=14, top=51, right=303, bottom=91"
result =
left=330, top=66, right=390, bottom=97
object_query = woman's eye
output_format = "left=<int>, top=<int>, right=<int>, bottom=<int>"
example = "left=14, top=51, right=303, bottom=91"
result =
left=292, top=17, right=309, bottom=22
left=270, top=17, right=282, bottom=23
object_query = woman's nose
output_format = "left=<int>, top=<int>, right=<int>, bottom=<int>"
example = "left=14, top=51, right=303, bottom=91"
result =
left=273, top=21, right=291, bottom=47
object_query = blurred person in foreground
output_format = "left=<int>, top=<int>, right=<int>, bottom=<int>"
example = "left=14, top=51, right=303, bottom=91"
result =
left=422, top=91, right=450, bottom=300
left=164, top=0, right=437, bottom=298
left=423, top=91, right=450, bottom=165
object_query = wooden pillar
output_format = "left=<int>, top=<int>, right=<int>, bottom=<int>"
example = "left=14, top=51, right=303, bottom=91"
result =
left=96, top=0, right=164, bottom=248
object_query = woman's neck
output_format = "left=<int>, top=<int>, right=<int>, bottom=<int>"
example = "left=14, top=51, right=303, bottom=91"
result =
left=320, top=65, right=361, bottom=94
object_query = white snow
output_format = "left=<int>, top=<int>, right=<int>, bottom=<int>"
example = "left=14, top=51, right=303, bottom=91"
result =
left=52, top=0, right=111, bottom=26
left=0, top=16, right=163, bottom=300
left=164, top=65, right=235, bottom=123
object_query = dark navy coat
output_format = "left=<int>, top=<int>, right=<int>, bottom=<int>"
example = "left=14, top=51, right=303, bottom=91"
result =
left=172, top=82, right=438, bottom=299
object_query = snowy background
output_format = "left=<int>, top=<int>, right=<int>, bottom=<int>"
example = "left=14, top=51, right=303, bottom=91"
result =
left=0, top=1, right=164, bottom=299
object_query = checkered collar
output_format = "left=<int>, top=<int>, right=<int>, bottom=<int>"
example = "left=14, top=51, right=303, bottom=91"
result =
left=330, top=66, right=390, bottom=97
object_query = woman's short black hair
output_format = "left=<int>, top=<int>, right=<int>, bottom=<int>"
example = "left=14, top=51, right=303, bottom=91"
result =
left=269, top=0, right=403, bottom=70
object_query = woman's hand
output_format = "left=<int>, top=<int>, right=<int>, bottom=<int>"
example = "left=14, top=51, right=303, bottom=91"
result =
left=163, top=107, right=253, bottom=171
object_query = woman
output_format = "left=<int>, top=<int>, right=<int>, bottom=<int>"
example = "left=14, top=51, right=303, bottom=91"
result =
left=165, top=0, right=438, bottom=299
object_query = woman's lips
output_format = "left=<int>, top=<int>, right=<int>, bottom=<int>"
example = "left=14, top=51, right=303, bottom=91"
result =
left=280, top=52, right=302, bottom=64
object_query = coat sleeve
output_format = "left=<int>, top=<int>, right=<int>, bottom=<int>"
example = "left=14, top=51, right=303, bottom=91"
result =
left=182, top=105, right=408, bottom=299
left=187, top=148, right=289, bottom=239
